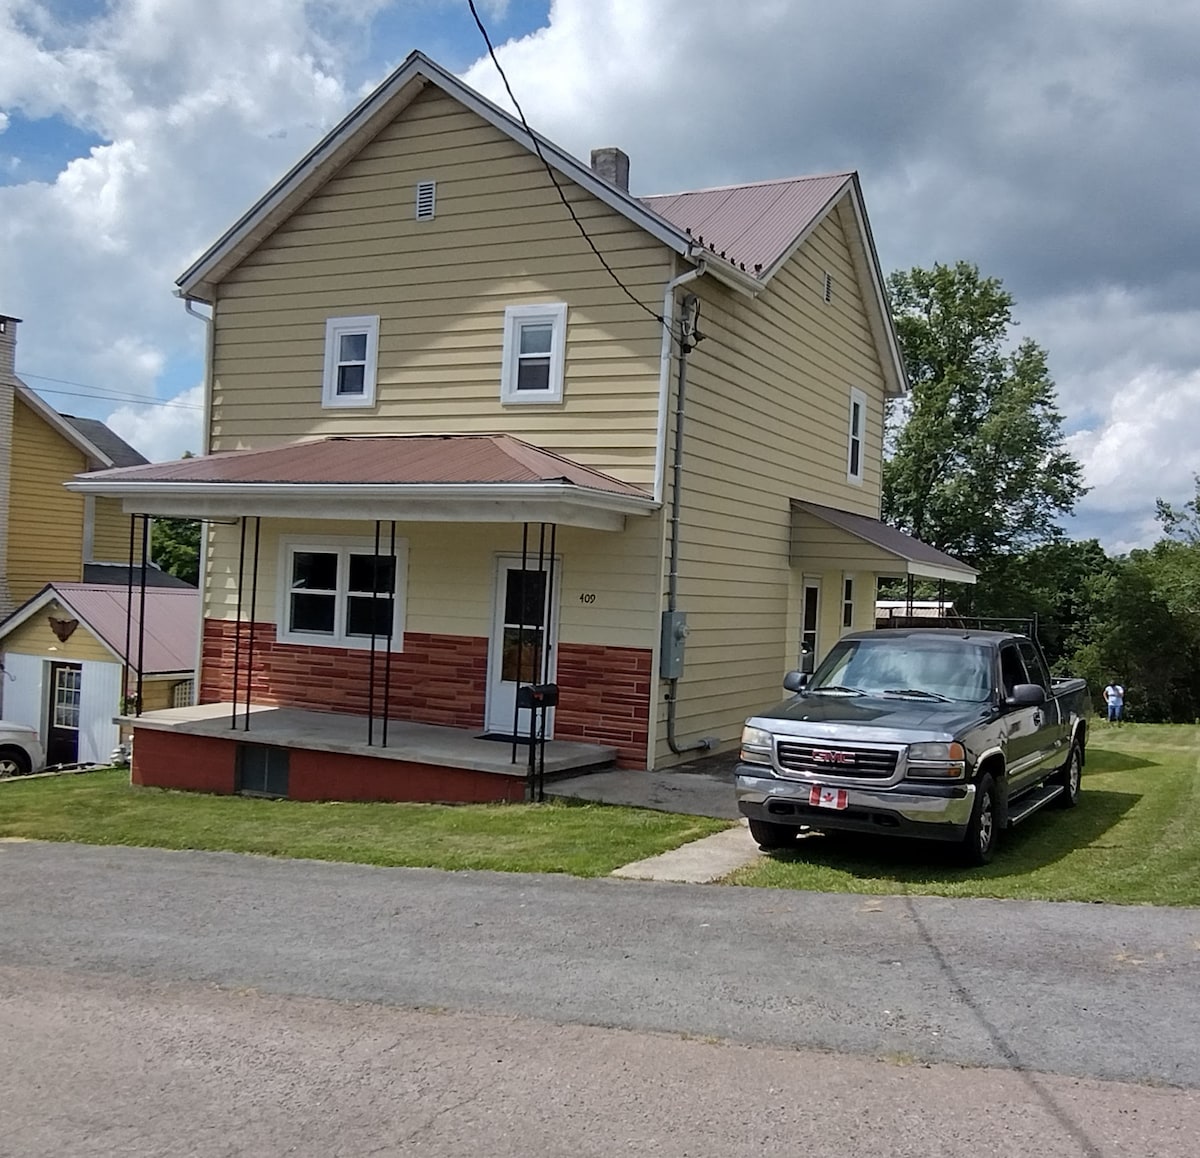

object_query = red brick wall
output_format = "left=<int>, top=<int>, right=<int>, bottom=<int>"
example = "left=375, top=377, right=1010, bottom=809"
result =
left=132, top=728, right=236, bottom=794
left=554, top=642, right=652, bottom=768
left=199, top=620, right=652, bottom=769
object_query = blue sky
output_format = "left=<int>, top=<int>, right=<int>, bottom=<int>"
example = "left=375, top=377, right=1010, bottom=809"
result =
left=2, top=0, right=1199, bottom=553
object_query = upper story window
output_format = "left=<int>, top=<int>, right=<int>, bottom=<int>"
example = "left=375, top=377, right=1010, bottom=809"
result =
left=322, top=315, right=379, bottom=409
left=847, top=386, right=867, bottom=484
left=278, top=536, right=407, bottom=650
left=500, top=303, right=568, bottom=404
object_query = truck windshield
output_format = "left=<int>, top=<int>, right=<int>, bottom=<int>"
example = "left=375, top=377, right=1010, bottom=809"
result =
left=808, top=638, right=993, bottom=703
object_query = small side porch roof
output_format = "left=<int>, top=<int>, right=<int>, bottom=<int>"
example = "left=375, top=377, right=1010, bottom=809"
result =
left=67, top=434, right=659, bottom=532
left=791, top=500, right=978, bottom=584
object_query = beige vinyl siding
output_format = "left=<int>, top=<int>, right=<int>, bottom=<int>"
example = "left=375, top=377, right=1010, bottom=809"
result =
left=0, top=601, right=115, bottom=665
left=202, top=514, right=663, bottom=651
left=8, top=398, right=85, bottom=602
left=210, top=86, right=669, bottom=488
left=655, top=201, right=891, bottom=762
left=91, top=496, right=144, bottom=564
left=140, top=676, right=181, bottom=714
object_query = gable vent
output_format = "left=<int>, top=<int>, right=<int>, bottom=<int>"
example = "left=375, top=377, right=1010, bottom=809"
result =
left=823, top=272, right=834, bottom=303
left=415, top=180, right=436, bottom=221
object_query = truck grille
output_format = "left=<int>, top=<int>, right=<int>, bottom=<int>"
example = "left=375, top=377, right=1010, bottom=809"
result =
left=775, top=741, right=900, bottom=780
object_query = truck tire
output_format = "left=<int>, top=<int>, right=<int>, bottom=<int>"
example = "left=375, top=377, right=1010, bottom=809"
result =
left=960, top=772, right=998, bottom=866
left=748, top=818, right=795, bottom=851
left=0, top=746, right=32, bottom=777
left=1052, top=743, right=1083, bottom=808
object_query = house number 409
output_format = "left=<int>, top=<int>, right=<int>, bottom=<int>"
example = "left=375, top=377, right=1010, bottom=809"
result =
left=578, top=593, right=597, bottom=604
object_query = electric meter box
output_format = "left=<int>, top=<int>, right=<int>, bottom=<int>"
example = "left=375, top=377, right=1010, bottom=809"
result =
left=659, top=610, right=689, bottom=679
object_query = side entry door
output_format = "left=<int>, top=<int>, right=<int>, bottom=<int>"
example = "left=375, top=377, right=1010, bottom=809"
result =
left=46, top=662, right=82, bottom=766
left=998, top=643, right=1042, bottom=794
left=1017, top=639, right=1064, bottom=770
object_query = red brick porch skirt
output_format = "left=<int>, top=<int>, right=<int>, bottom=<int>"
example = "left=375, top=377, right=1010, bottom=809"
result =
left=198, top=619, right=652, bottom=769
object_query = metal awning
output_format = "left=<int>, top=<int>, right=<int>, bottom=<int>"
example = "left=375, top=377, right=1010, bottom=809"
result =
left=790, top=500, right=977, bottom=584
left=66, top=434, right=659, bottom=533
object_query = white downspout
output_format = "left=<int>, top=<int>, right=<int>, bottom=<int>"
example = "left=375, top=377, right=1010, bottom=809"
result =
left=653, top=259, right=707, bottom=503
left=182, top=295, right=213, bottom=704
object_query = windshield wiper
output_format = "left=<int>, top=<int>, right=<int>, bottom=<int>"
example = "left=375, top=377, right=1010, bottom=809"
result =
left=808, top=685, right=866, bottom=696
left=882, top=688, right=954, bottom=702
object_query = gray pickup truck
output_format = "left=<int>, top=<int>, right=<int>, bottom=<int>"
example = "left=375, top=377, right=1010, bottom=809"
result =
left=736, top=628, right=1090, bottom=864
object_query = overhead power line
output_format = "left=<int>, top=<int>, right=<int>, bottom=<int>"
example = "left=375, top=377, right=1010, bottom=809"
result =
left=466, top=0, right=666, bottom=328
left=20, top=372, right=203, bottom=410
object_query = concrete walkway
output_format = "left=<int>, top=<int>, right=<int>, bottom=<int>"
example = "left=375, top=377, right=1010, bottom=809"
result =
left=611, top=819, right=761, bottom=883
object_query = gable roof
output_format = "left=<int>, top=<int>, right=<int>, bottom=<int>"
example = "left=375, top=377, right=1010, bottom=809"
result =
left=0, top=582, right=199, bottom=674
left=174, top=50, right=905, bottom=395
left=12, top=379, right=113, bottom=466
left=61, top=415, right=147, bottom=467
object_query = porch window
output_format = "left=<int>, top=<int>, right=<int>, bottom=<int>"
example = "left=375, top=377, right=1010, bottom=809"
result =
left=847, top=387, right=867, bottom=484
left=278, top=537, right=407, bottom=650
left=322, top=315, right=379, bottom=408
left=500, top=303, right=567, bottom=404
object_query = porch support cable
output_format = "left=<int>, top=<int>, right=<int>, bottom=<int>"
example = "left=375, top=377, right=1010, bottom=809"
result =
left=511, top=522, right=530, bottom=764
left=243, top=517, right=261, bottom=732
left=230, top=517, right=247, bottom=730
left=122, top=514, right=135, bottom=716
left=136, top=515, right=150, bottom=718
left=382, top=520, right=396, bottom=748
left=368, top=520, right=381, bottom=747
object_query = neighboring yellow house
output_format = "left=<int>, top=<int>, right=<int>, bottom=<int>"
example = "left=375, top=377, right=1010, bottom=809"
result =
left=71, top=51, right=975, bottom=803
left=0, top=313, right=159, bottom=614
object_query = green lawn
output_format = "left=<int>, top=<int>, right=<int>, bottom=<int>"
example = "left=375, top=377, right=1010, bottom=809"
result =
left=732, top=724, right=1200, bottom=906
left=0, top=769, right=726, bottom=877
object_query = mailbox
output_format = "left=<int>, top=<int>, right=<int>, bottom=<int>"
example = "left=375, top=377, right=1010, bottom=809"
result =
left=516, top=683, right=559, bottom=709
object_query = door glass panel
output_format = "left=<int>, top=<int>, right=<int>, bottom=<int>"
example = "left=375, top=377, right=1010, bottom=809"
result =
left=504, top=570, right=548, bottom=628
left=1000, top=646, right=1029, bottom=695
left=53, top=668, right=81, bottom=729
left=1017, top=641, right=1050, bottom=690
left=501, top=627, right=544, bottom=683
left=801, top=586, right=820, bottom=672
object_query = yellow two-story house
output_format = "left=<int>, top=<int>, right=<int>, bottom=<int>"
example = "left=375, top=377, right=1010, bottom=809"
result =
left=72, top=51, right=974, bottom=803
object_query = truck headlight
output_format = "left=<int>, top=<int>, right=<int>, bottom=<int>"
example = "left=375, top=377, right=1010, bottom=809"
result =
left=905, top=741, right=966, bottom=780
left=740, top=725, right=773, bottom=765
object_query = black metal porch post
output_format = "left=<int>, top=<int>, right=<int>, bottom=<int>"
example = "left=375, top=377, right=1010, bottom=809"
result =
left=230, top=517, right=246, bottom=729
left=136, top=516, right=149, bottom=716
left=367, top=520, right=381, bottom=747
left=243, top=517, right=261, bottom=732
left=511, top=522, right=530, bottom=764
left=123, top=514, right=135, bottom=713
left=382, top=520, right=396, bottom=748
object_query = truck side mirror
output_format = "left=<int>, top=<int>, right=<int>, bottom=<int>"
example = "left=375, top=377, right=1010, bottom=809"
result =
left=783, top=670, right=808, bottom=693
left=1007, top=683, right=1046, bottom=708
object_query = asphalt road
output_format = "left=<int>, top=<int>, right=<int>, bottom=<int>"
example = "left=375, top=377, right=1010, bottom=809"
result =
left=2, top=841, right=1198, bottom=1156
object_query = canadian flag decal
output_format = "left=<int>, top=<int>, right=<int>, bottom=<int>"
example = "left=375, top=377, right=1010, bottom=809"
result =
left=810, top=785, right=849, bottom=810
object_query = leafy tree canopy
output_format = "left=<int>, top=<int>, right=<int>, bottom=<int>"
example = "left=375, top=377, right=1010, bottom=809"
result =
left=883, top=261, right=1086, bottom=567
left=151, top=518, right=200, bottom=586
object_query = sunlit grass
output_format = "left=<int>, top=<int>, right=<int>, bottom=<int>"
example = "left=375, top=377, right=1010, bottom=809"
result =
left=0, top=769, right=727, bottom=878
left=730, top=724, right=1200, bottom=906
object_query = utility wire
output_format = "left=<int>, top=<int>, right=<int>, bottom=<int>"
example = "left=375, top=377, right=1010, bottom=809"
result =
left=466, top=0, right=666, bottom=328
left=20, top=372, right=203, bottom=410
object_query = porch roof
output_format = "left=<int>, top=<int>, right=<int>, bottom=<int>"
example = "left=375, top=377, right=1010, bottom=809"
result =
left=67, top=434, right=659, bottom=532
left=791, top=500, right=978, bottom=584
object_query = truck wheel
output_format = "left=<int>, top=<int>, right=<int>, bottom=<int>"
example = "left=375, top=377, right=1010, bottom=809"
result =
left=960, top=773, right=998, bottom=866
left=1052, top=744, right=1082, bottom=808
left=748, top=818, right=795, bottom=851
left=0, top=746, right=32, bottom=777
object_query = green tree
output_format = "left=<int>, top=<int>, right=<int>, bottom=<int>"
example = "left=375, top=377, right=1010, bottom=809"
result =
left=151, top=518, right=201, bottom=586
left=883, top=261, right=1086, bottom=567
left=1156, top=474, right=1200, bottom=544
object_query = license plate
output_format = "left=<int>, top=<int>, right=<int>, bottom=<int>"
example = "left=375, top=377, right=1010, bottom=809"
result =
left=810, top=785, right=848, bottom=810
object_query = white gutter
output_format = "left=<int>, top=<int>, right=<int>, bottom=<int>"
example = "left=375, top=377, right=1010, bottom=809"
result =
left=181, top=295, right=214, bottom=696
left=653, top=259, right=707, bottom=503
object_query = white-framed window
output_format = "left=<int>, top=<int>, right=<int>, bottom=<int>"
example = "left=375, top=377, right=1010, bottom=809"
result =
left=842, top=575, right=855, bottom=629
left=277, top=536, right=408, bottom=650
left=322, top=315, right=380, bottom=409
left=847, top=386, right=867, bottom=484
left=500, top=303, right=568, bottom=404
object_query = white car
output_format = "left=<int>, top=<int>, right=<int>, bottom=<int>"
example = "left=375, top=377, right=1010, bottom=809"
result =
left=0, top=721, right=46, bottom=777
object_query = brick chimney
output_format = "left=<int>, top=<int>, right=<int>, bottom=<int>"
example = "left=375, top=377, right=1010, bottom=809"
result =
left=590, top=147, right=630, bottom=191
left=0, top=314, right=20, bottom=616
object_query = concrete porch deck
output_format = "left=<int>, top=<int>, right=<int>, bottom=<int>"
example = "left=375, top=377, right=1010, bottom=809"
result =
left=123, top=703, right=618, bottom=780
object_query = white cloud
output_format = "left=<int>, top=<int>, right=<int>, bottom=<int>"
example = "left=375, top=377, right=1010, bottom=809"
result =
left=105, top=384, right=203, bottom=462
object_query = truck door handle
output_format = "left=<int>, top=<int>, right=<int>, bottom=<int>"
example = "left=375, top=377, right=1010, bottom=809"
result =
left=1033, top=710, right=1043, bottom=727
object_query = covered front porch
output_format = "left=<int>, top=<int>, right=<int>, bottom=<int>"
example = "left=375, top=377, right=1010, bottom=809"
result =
left=71, top=434, right=662, bottom=802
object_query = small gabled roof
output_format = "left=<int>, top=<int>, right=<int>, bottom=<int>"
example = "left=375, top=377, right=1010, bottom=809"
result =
left=12, top=379, right=114, bottom=467
left=61, top=415, right=147, bottom=468
left=0, top=582, right=199, bottom=675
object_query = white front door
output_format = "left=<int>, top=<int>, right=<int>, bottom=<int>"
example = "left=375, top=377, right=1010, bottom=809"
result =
left=800, top=578, right=822, bottom=673
left=485, top=556, right=560, bottom=738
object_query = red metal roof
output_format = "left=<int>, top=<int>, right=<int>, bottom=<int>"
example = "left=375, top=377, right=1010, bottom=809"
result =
left=642, top=173, right=852, bottom=279
left=48, top=583, right=200, bottom=673
left=80, top=434, right=650, bottom=497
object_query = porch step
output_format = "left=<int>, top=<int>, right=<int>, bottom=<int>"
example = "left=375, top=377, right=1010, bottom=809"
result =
left=1007, top=782, right=1065, bottom=826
